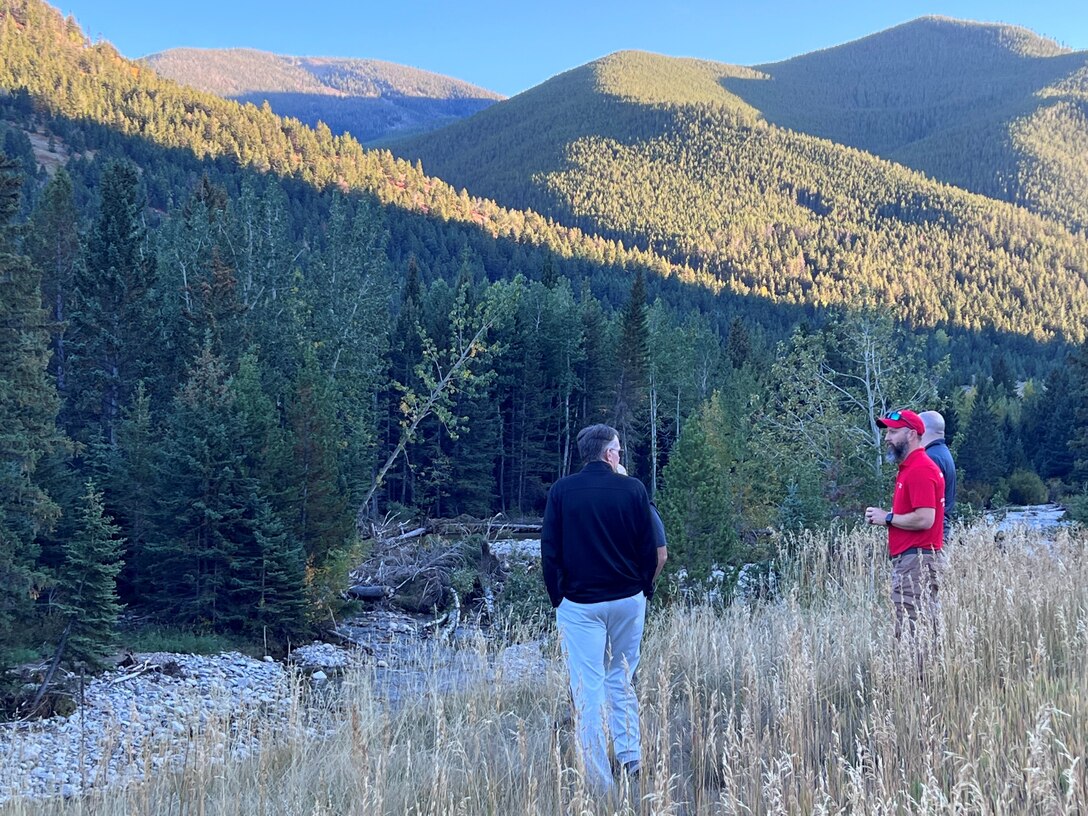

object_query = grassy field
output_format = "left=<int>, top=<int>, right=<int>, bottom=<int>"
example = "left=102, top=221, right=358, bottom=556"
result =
left=3, top=522, right=1085, bottom=815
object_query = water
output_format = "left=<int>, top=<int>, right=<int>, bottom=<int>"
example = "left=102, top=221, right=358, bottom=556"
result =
left=990, top=503, right=1068, bottom=533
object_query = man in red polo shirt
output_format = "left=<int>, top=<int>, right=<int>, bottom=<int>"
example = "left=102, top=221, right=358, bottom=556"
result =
left=864, top=409, right=946, bottom=642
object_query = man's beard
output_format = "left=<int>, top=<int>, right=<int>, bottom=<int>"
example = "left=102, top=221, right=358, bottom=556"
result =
left=885, top=438, right=908, bottom=464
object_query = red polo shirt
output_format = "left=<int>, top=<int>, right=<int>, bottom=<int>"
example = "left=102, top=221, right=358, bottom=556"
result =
left=888, top=447, right=945, bottom=557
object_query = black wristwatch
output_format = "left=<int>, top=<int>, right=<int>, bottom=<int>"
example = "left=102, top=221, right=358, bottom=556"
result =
left=885, top=512, right=894, bottom=527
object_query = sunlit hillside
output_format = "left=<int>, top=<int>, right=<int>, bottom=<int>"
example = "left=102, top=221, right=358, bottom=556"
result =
left=398, top=18, right=1088, bottom=233
left=394, top=44, right=1088, bottom=342
left=736, top=17, right=1088, bottom=232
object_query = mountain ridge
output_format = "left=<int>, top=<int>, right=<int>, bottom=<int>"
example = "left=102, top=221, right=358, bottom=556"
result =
left=389, top=35, right=1088, bottom=342
left=2, top=1, right=1088, bottom=343
left=397, top=16, right=1088, bottom=233
left=143, top=47, right=503, bottom=142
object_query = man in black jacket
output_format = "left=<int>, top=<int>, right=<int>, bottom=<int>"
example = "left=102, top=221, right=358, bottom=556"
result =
left=541, top=424, right=657, bottom=792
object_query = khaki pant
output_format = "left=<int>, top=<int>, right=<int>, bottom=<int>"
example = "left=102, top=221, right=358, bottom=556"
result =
left=891, top=548, right=945, bottom=642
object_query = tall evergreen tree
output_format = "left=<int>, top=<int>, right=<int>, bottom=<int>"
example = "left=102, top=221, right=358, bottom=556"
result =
left=613, top=269, right=649, bottom=475
left=308, top=195, right=390, bottom=506
left=68, top=160, right=158, bottom=447
left=231, top=497, right=308, bottom=646
left=574, top=280, right=612, bottom=434
left=159, top=177, right=240, bottom=372
left=105, top=383, right=159, bottom=599
left=957, top=384, right=1007, bottom=490
left=57, top=480, right=124, bottom=669
left=147, top=346, right=309, bottom=642
left=25, top=168, right=81, bottom=405
left=228, top=178, right=298, bottom=365
left=0, top=154, right=64, bottom=663
left=146, top=342, right=308, bottom=638
left=1069, top=344, right=1088, bottom=483
left=1027, top=366, right=1077, bottom=481
left=288, top=349, right=352, bottom=568
left=657, top=393, right=740, bottom=580
left=725, top=316, right=752, bottom=370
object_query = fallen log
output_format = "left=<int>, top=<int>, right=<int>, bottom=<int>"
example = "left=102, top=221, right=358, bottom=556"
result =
left=346, top=584, right=394, bottom=601
left=387, top=526, right=427, bottom=542
left=427, top=520, right=541, bottom=536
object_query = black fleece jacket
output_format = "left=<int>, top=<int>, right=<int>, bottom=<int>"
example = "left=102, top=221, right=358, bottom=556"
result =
left=540, top=461, right=657, bottom=607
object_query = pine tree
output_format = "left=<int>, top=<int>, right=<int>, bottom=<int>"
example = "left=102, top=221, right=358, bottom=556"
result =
left=957, top=384, right=1007, bottom=489
left=656, top=393, right=739, bottom=580
left=288, top=349, right=352, bottom=568
left=382, top=256, right=423, bottom=508
left=234, top=498, right=308, bottom=646
left=613, top=269, right=648, bottom=475
left=1069, top=344, right=1088, bottom=483
left=574, top=280, right=612, bottom=436
left=0, top=154, right=64, bottom=663
left=148, top=343, right=310, bottom=638
left=106, top=383, right=159, bottom=599
left=24, top=168, right=81, bottom=406
left=231, top=351, right=295, bottom=517
left=146, top=344, right=247, bottom=628
left=308, top=195, right=390, bottom=506
left=57, top=481, right=124, bottom=668
left=725, top=316, right=752, bottom=370
left=68, top=160, right=158, bottom=447
left=156, top=176, right=235, bottom=387
left=500, top=279, right=550, bottom=513
left=1029, top=366, right=1077, bottom=481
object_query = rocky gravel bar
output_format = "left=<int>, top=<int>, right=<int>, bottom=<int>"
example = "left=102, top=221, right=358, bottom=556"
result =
left=0, top=611, right=549, bottom=805
left=0, top=652, right=294, bottom=804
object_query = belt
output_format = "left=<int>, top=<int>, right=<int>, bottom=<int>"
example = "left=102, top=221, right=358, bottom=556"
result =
left=891, top=546, right=939, bottom=561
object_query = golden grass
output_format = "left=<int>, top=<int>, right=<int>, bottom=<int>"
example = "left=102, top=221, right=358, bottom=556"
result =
left=3, top=522, right=1085, bottom=815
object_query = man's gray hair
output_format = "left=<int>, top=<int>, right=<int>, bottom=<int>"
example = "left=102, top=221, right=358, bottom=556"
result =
left=920, top=410, right=946, bottom=437
left=577, top=424, right=618, bottom=463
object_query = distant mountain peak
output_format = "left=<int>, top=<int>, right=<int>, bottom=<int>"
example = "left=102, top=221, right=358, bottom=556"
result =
left=768, top=15, right=1074, bottom=68
left=141, top=47, right=502, bottom=143
left=144, top=48, right=503, bottom=101
left=587, top=50, right=765, bottom=110
left=906, top=16, right=1072, bottom=57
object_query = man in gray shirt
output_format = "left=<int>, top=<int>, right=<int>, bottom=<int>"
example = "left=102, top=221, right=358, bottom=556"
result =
left=921, top=410, right=956, bottom=536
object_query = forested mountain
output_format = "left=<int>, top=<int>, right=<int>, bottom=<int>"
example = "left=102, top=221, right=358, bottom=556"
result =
left=143, top=48, right=502, bottom=143
left=1, top=0, right=1087, bottom=667
left=740, top=17, right=1088, bottom=232
left=394, top=44, right=1088, bottom=343
left=396, top=18, right=1088, bottom=233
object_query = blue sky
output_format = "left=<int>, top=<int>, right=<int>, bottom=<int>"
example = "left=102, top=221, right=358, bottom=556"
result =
left=59, top=1, right=1086, bottom=97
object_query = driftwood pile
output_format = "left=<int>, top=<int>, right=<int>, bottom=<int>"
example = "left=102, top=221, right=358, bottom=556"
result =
left=347, top=516, right=537, bottom=620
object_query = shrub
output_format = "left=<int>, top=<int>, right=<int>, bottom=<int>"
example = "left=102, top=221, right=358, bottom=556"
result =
left=1064, top=487, right=1088, bottom=524
left=1006, top=468, right=1048, bottom=505
left=495, top=553, right=552, bottom=635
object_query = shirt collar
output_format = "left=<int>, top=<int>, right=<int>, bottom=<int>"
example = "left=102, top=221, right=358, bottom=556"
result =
left=899, top=447, right=928, bottom=469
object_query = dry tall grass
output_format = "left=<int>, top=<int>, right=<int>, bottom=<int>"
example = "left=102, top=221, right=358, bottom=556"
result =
left=3, top=522, right=1085, bottom=815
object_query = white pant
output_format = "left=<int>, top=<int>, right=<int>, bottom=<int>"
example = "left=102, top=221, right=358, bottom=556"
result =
left=556, top=592, right=646, bottom=792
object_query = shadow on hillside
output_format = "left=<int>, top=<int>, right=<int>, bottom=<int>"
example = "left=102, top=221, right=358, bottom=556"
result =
left=232, top=92, right=497, bottom=144
left=14, top=103, right=1073, bottom=378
